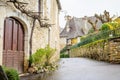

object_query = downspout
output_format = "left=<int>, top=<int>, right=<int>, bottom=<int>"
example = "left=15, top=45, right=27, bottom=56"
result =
left=38, top=0, right=41, bottom=12
left=48, top=27, right=51, bottom=46
left=29, top=19, right=36, bottom=67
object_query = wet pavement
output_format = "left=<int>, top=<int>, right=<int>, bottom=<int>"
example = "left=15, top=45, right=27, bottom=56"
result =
left=20, top=58, right=120, bottom=80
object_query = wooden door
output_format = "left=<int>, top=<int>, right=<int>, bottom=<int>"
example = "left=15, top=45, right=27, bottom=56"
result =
left=3, top=17, right=24, bottom=73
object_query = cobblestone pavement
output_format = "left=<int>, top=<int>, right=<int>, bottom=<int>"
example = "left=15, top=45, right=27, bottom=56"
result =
left=20, top=58, right=120, bottom=80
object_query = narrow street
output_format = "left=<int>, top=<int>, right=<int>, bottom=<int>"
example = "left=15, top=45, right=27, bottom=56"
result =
left=21, top=58, right=120, bottom=80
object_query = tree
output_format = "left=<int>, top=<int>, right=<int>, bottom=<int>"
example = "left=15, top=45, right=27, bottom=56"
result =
left=95, top=10, right=112, bottom=23
left=88, top=19, right=98, bottom=32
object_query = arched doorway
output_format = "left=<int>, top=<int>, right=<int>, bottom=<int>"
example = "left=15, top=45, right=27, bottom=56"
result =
left=3, top=17, right=24, bottom=73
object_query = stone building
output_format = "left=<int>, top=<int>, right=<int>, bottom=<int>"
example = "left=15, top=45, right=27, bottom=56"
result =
left=0, top=0, right=61, bottom=73
left=60, top=16, right=102, bottom=49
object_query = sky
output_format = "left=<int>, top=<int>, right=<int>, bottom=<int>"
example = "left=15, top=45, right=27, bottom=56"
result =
left=59, top=0, right=120, bottom=28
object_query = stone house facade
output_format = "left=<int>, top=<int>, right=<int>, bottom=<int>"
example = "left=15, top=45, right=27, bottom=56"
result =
left=60, top=16, right=102, bottom=49
left=0, top=0, right=61, bottom=73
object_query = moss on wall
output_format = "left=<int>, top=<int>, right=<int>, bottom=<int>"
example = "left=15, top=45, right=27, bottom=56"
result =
left=70, top=39, right=120, bottom=63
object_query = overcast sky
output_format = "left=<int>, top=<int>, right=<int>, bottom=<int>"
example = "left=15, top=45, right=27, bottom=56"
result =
left=59, top=0, right=120, bottom=28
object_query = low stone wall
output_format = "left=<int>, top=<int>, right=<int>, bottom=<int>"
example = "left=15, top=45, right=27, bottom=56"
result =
left=70, top=38, right=120, bottom=63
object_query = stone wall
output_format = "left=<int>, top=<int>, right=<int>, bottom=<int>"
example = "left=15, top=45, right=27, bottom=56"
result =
left=60, top=37, right=66, bottom=50
left=48, top=0, right=60, bottom=61
left=0, top=0, right=60, bottom=65
left=70, top=39, right=120, bottom=63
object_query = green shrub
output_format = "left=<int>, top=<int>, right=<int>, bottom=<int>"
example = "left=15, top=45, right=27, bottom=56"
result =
left=109, top=21, right=120, bottom=29
left=101, top=23, right=110, bottom=31
left=3, top=67, right=20, bottom=80
left=101, top=22, right=120, bottom=31
left=29, top=55, right=33, bottom=67
left=32, top=48, right=46, bottom=65
left=80, top=36, right=87, bottom=41
left=32, top=45, right=55, bottom=67
left=60, top=53, right=69, bottom=58
left=88, top=28, right=95, bottom=34
left=45, top=45, right=55, bottom=65
left=60, top=46, right=67, bottom=53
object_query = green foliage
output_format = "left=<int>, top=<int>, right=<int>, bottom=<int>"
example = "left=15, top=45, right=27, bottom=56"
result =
left=29, top=55, right=33, bottom=67
left=3, top=67, right=20, bottom=80
left=60, top=53, right=69, bottom=58
left=82, top=39, right=106, bottom=48
left=80, top=32, right=96, bottom=42
left=60, top=46, right=67, bottom=53
left=32, top=48, right=46, bottom=65
left=109, top=21, right=120, bottom=29
left=101, top=23, right=110, bottom=31
left=76, top=31, right=109, bottom=47
left=80, top=36, right=87, bottom=41
left=101, top=21, right=120, bottom=31
left=32, top=45, right=55, bottom=67
left=45, top=45, right=55, bottom=65
left=71, top=27, right=120, bottom=49
left=88, top=28, right=95, bottom=34
left=70, top=39, right=107, bottom=58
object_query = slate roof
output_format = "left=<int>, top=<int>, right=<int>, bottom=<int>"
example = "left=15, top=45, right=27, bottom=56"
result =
left=60, top=16, right=102, bottom=39
left=67, top=18, right=85, bottom=39
left=60, top=21, right=70, bottom=37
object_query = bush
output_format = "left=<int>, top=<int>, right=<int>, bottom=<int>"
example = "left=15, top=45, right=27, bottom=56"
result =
left=101, top=22, right=120, bottom=31
left=3, top=67, right=20, bottom=80
left=60, top=53, right=69, bottom=58
left=27, top=46, right=57, bottom=73
left=101, top=23, right=110, bottom=31
left=80, top=36, right=87, bottom=42
left=29, top=55, right=33, bottom=67
left=60, top=46, right=67, bottom=53
left=32, top=48, right=46, bottom=65
left=88, top=28, right=95, bottom=34
left=32, top=45, right=55, bottom=67
left=109, top=21, right=120, bottom=29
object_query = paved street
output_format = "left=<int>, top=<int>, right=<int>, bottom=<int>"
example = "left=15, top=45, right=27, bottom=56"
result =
left=21, top=58, right=120, bottom=80
left=48, top=58, right=120, bottom=80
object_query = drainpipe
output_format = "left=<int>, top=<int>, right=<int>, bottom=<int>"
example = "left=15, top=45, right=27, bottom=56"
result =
left=48, top=27, right=51, bottom=46
left=38, top=0, right=41, bottom=12
left=29, top=19, right=36, bottom=67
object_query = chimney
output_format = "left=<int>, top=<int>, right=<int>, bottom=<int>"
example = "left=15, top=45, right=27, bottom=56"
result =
left=64, top=15, right=72, bottom=21
left=82, top=16, right=87, bottom=20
